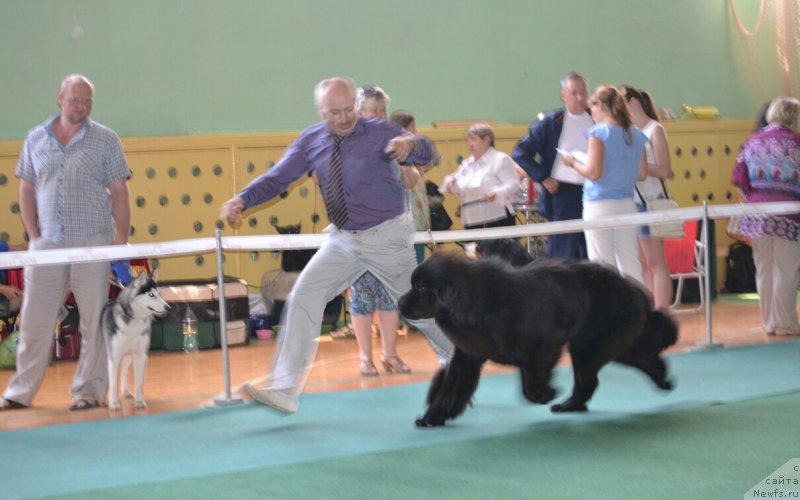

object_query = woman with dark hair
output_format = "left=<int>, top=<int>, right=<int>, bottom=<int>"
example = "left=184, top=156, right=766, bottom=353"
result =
left=732, top=97, right=800, bottom=336
left=562, top=86, right=647, bottom=283
left=622, top=85, right=674, bottom=310
left=390, top=110, right=440, bottom=264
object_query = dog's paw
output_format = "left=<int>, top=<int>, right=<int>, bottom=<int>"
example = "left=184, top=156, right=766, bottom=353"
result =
left=134, top=400, right=148, bottom=410
left=108, top=401, right=121, bottom=412
left=550, top=399, right=588, bottom=413
left=657, top=377, right=675, bottom=391
left=525, top=386, right=556, bottom=405
left=415, top=415, right=446, bottom=428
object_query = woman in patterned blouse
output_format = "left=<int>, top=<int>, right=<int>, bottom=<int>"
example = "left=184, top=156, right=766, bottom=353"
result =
left=732, top=97, right=800, bottom=336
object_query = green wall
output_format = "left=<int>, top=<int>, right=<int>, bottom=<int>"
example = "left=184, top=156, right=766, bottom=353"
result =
left=0, top=0, right=789, bottom=140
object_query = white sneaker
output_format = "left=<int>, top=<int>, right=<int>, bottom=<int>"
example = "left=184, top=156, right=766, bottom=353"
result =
left=244, top=385, right=299, bottom=414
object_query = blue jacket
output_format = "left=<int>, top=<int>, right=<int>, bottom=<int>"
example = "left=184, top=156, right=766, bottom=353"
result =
left=512, top=109, right=566, bottom=221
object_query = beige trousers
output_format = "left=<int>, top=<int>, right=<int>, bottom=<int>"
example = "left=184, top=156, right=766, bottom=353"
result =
left=270, top=213, right=454, bottom=393
left=752, top=235, right=800, bottom=334
left=3, top=233, right=112, bottom=406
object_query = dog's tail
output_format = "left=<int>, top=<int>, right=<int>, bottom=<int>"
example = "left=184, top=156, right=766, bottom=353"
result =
left=645, top=309, right=679, bottom=351
left=614, top=307, right=679, bottom=391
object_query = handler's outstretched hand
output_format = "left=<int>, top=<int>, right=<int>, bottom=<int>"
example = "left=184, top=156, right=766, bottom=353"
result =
left=386, top=136, right=415, bottom=163
left=221, top=197, right=245, bottom=228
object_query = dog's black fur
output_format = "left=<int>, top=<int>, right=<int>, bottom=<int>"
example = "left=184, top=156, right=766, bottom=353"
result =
left=398, top=252, right=678, bottom=427
left=475, top=238, right=534, bottom=266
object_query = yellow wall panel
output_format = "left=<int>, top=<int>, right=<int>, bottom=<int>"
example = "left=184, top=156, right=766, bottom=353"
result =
left=0, top=120, right=757, bottom=290
left=125, top=148, right=233, bottom=281
left=0, top=149, right=24, bottom=245
left=229, top=145, right=328, bottom=288
left=663, top=120, right=752, bottom=244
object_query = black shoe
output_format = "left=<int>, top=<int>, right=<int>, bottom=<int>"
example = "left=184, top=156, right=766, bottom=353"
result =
left=0, top=398, right=28, bottom=411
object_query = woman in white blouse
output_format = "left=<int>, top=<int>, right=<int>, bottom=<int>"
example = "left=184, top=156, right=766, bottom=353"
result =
left=443, top=123, right=521, bottom=229
left=623, top=86, right=674, bottom=310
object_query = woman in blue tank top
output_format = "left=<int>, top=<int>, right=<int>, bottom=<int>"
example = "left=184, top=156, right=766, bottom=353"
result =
left=562, top=85, right=647, bottom=284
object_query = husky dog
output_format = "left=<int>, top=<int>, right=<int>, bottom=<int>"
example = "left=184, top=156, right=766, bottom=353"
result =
left=101, top=271, right=170, bottom=411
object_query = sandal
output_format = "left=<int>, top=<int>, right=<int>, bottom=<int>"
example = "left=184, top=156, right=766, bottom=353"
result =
left=0, top=398, right=27, bottom=411
left=359, top=359, right=379, bottom=377
left=69, top=398, right=100, bottom=411
left=330, top=325, right=355, bottom=340
left=381, top=355, right=411, bottom=374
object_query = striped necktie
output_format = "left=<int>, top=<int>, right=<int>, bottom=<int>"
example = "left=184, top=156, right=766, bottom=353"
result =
left=325, top=135, right=349, bottom=228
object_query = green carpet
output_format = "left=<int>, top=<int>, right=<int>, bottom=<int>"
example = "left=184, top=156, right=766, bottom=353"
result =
left=47, top=393, right=800, bottom=500
left=5, top=340, right=800, bottom=500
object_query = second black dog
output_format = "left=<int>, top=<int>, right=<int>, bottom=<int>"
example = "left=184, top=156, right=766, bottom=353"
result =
left=398, top=253, right=678, bottom=427
left=475, top=238, right=534, bottom=266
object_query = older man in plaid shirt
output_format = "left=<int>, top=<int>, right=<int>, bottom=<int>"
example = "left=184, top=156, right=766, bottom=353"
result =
left=0, top=74, right=131, bottom=412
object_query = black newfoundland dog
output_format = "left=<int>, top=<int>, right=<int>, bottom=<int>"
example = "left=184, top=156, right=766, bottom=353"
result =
left=398, top=252, right=678, bottom=427
left=475, top=238, right=535, bottom=266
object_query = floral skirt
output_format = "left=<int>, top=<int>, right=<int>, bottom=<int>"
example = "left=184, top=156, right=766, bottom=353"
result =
left=349, top=271, right=397, bottom=315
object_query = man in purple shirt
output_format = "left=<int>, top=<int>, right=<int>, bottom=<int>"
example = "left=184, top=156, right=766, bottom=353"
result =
left=221, top=76, right=453, bottom=414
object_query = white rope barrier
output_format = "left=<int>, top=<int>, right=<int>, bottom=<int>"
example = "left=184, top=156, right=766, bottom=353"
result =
left=1, top=202, right=798, bottom=269
left=412, top=201, right=800, bottom=244
left=2, top=200, right=797, bottom=407
left=0, top=237, right=217, bottom=270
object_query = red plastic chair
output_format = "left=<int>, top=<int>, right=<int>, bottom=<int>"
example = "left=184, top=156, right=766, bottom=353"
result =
left=664, top=220, right=706, bottom=314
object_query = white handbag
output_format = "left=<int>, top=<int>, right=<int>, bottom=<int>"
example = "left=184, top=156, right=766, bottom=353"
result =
left=637, top=181, right=685, bottom=240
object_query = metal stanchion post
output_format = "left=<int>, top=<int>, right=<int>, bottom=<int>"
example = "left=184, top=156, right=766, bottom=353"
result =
left=695, top=201, right=724, bottom=350
left=213, top=228, right=244, bottom=407
left=519, top=204, right=534, bottom=254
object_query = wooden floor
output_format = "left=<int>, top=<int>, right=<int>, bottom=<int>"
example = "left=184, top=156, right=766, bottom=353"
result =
left=0, top=299, right=792, bottom=431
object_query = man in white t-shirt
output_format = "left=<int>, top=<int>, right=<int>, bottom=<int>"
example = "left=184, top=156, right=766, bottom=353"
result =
left=513, top=72, right=592, bottom=259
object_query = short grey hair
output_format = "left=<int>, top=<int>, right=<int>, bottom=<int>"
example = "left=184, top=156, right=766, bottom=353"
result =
left=313, top=76, right=357, bottom=109
left=466, top=122, right=495, bottom=147
left=59, top=74, right=95, bottom=95
left=766, top=97, right=800, bottom=131
left=560, top=71, right=587, bottom=90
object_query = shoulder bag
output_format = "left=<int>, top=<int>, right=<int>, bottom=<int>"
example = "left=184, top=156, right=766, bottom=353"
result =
left=636, top=180, right=685, bottom=239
